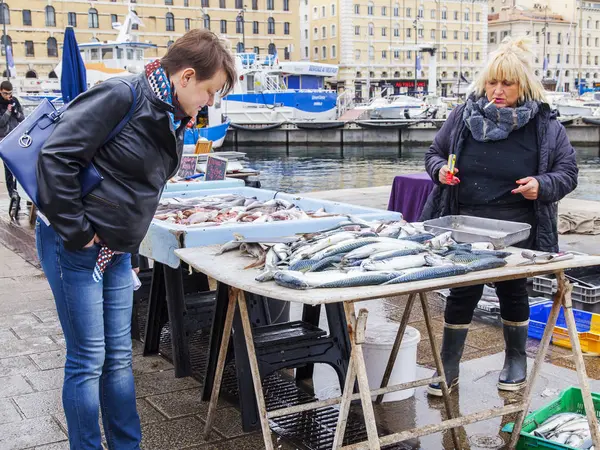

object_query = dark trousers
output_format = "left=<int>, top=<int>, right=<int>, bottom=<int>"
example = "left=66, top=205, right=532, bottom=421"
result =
left=4, top=165, right=16, bottom=198
left=444, top=278, right=530, bottom=325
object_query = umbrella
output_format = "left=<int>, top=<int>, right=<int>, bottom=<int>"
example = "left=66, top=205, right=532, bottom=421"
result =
left=60, top=26, right=87, bottom=104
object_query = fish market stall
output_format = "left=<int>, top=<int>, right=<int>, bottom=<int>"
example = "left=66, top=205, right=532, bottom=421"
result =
left=163, top=177, right=245, bottom=192
left=175, top=230, right=600, bottom=449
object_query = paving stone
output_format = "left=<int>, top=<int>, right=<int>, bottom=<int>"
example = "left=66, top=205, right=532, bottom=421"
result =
left=30, top=350, right=66, bottom=371
left=132, top=339, right=144, bottom=356
left=189, top=433, right=296, bottom=450
left=0, top=266, right=42, bottom=278
left=0, top=416, right=67, bottom=449
left=13, top=389, right=62, bottom=418
left=0, top=298, right=56, bottom=317
left=139, top=416, right=219, bottom=450
left=0, top=374, right=34, bottom=397
left=12, top=321, right=64, bottom=339
left=198, top=407, right=245, bottom=438
left=0, top=355, right=40, bottom=377
left=32, top=309, right=59, bottom=323
left=34, top=441, right=70, bottom=450
left=3, top=336, right=59, bottom=358
left=134, top=369, right=200, bottom=398
left=136, top=399, right=167, bottom=425
left=25, top=368, right=64, bottom=392
left=0, top=330, right=18, bottom=342
left=132, top=354, right=173, bottom=375
left=0, top=398, right=22, bottom=424
left=146, top=388, right=207, bottom=419
left=50, top=335, right=66, bottom=348
left=0, top=313, right=39, bottom=330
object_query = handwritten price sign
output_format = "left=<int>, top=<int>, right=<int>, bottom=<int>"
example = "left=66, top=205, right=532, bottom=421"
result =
left=205, top=156, right=228, bottom=181
left=177, top=155, right=199, bottom=179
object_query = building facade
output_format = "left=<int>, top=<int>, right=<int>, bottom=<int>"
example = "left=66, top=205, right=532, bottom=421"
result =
left=488, top=2, right=600, bottom=92
left=1, top=0, right=300, bottom=81
left=301, top=0, right=489, bottom=100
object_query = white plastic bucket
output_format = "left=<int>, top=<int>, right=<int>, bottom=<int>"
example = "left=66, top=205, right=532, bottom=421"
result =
left=363, top=323, right=421, bottom=402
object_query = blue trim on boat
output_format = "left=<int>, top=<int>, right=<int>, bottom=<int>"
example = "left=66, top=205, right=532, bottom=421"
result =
left=184, top=120, right=230, bottom=144
left=224, top=91, right=337, bottom=113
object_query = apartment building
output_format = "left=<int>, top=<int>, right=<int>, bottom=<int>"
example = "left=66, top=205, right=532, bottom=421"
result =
left=301, top=0, right=489, bottom=99
left=1, top=0, right=299, bottom=80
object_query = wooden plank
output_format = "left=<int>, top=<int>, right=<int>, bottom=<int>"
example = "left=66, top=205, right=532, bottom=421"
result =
left=175, top=245, right=600, bottom=305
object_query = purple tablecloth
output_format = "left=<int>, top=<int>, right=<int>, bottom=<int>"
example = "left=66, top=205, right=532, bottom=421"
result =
left=387, top=173, right=435, bottom=222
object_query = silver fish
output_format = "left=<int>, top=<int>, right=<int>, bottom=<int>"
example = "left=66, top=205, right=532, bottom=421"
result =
left=549, top=431, right=572, bottom=444
left=424, top=254, right=456, bottom=266
left=344, top=240, right=424, bottom=261
left=565, top=433, right=586, bottom=448
left=362, top=254, right=427, bottom=272
left=428, top=231, right=454, bottom=250
left=288, top=258, right=320, bottom=272
left=272, top=243, right=289, bottom=261
left=318, top=271, right=401, bottom=288
left=383, top=265, right=469, bottom=285
left=307, top=254, right=346, bottom=272
left=400, top=233, right=436, bottom=243
left=554, top=418, right=590, bottom=434
left=255, top=247, right=281, bottom=282
left=369, top=248, right=423, bottom=261
left=313, top=237, right=382, bottom=260
left=467, top=258, right=508, bottom=272
left=533, top=413, right=585, bottom=437
left=217, top=240, right=242, bottom=254
left=470, top=249, right=512, bottom=258
left=273, top=270, right=401, bottom=290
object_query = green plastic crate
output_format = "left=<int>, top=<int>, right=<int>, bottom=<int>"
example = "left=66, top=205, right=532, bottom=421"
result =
left=504, top=386, right=600, bottom=449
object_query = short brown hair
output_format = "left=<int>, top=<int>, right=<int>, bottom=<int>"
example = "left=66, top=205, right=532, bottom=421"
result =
left=161, top=29, right=236, bottom=96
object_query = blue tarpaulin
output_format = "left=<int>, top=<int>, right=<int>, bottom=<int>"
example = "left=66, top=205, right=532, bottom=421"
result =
left=61, top=27, right=87, bottom=103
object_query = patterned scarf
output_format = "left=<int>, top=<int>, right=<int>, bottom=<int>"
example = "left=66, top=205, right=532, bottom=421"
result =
left=145, top=59, right=182, bottom=130
left=463, top=95, right=540, bottom=142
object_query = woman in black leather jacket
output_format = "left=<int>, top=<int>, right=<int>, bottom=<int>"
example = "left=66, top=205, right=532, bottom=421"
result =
left=35, top=30, right=236, bottom=449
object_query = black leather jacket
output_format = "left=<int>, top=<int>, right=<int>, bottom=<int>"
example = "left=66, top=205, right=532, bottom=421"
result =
left=37, top=73, right=189, bottom=252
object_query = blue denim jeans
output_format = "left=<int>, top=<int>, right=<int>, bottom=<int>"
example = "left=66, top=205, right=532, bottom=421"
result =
left=36, top=219, right=141, bottom=450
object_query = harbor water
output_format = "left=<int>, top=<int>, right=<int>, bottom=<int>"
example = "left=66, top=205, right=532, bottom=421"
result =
left=244, top=146, right=600, bottom=202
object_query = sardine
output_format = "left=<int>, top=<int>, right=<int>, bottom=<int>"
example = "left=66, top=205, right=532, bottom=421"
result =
left=467, top=258, right=508, bottom=271
left=344, top=240, right=424, bottom=260
left=362, top=254, right=427, bottom=272
left=533, top=413, right=584, bottom=437
left=383, top=265, right=469, bottom=285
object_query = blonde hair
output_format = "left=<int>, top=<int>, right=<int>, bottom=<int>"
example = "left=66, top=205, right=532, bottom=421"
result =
left=468, top=37, right=548, bottom=104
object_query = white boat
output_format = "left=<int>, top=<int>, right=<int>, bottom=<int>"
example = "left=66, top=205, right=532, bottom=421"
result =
left=219, top=54, right=339, bottom=124
left=369, top=94, right=447, bottom=119
left=555, top=92, right=600, bottom=117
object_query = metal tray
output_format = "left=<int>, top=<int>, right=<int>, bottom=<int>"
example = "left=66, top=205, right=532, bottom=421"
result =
left=422, top=215, right=531, bottom=249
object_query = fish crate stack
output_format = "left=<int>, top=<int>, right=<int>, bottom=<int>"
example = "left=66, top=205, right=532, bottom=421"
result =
left=532, top=266, right=600, bottom=313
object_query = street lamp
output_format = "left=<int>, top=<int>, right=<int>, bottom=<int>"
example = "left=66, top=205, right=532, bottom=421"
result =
left=413, top=17, right=420, bottom=95
left=237, top=7, right=246, bottom=52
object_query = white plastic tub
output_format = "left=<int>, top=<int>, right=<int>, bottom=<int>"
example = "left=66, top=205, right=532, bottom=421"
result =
left=363, top=323, right=421, bottom=402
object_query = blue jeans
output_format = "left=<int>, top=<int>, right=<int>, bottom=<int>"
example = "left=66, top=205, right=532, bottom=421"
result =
left=36, top=219, right=141, bottom=450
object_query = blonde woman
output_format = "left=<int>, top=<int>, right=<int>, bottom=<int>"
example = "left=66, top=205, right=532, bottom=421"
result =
left=422, top=38, right=578, bottom=396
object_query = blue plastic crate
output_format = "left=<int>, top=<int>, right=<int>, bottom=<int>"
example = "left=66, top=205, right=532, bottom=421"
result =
left=529, top=302, right=552, bottom=340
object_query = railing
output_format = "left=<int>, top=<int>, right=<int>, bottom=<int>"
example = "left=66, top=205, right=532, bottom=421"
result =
left=336, top=90, right=355, bottom=118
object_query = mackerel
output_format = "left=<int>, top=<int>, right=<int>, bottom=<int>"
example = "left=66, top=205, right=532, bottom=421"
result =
left=467, top=258, right=508, bottom=271
left=312, top=237, right=382, bottom=260
left=307, top=254, right=346, bottom=272
left=344, top=240, right=424, bottom=261
left=533, top=413, right=584, bottom=437
left=255, top=247, right=281, bottom=282
left=400, top=233, right=436, bottom=243
left=362, top=254, right=427, bottom=272
left=369, top=248, right=423, bottom=261
left=383, top=265, right=469, bottom=285
left=273, top=270, right=402, bottom=290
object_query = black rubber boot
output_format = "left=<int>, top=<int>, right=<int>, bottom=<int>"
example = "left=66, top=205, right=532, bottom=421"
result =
left=427, top=324, right=469, bottom=397
left=498, top=320, right=528, bottom=391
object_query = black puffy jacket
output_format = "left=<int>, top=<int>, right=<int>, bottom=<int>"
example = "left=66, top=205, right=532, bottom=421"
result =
left=420, top=103, right=578, bottom=252
left=37, top=73, right=189, bottom=252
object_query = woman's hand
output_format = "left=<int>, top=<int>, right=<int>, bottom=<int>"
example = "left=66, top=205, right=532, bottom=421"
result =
left=512, top=177, right=540, bottom=200
left=84, top=234, right=101, bottom=248
left=439, top=165, right=460, bottom=185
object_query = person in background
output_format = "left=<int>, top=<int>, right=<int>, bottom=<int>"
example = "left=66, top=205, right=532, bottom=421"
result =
left=0, top=80, right=25, bottom=207
left=36, top=30, right=236, bottom=449
left=421, top=37, right=578, bottom=396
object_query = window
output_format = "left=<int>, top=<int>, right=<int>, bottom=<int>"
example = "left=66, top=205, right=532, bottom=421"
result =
left=45, top=6, right=56, bottom=27
left=429, top=9, right=435, bottom=19
left=268, top=17, right=275, bottom=34
left=378, top=5, right=385, bottom=16
left=332, top=45, right=336, bottom=57
left=393, top=3, right=399, bottom=16
left=236, top=0, right=243, bottom=7
left=331, top=4, right=335, bottom=15
left=284, top=0, right=290, bottom=10
left=407, top=50, right=412, bottom=59
left=252, top=0, right=258, bottom=9
left=355, top=49, right=360, bottom=60
left=476, top=51, right=480, bottom=60
left=418, top=6, right=423, bottom=18
left=394, top=49, right=400, bottom=58
left=382, top=27, right=387, bottom=36
left=454, top=30, right=458, bottom=40
left=418, top=27, right=423, bottom=38
left=236, top=16, right=243, bottom=33
left=23, top=9, right=31, bottom=26
left=430, top=29, right=435, bottom=39
left=442, top=28, right=447, bottom=39
left=557, top=32, right=562, bottom=45
left=587, top=19, right=591, bottom=29
left=441, top=48, right=447, bottom=60
left=220, top=0, right=226, bottom=8
left=204, top=14, right=211, bottom=29
left=354, top=4, right=360, bottom=14
left=464, top=49, right=469, bottom=60
left=304, top=47, right=308, bottom=58
left=313, top=6, right=317, bottom=18
left=355, top=25, right=360, bottom=35
left=267, top=0, right=274, bottom=10
left=304, top=29, right=308, bottom=39
left=587, top=36, right=591, bottom=47
left=0, top=3, right=8, bottom=25
left=394, top=26, right=399, bottom=37
left=536, top=31, right=540, bottom=44
left=368, top=45, right=374, bottom=60
left=453, top=51, right=458, bottom=60
left=284, top=46, right=290, bottom=60
left=406, top=7, right=411, bottom=17
left=453, top=10, right=458, bottom=20
left=331, top=25, right=336, bottom=36
left=566, top=54, right=570, bottom=63
left=167, top=40, right=174, bottom=48
left=596, top=56, right=599, bottom=65
left=587, top=54, right=591, bottom=65
left=220, top=19, right=227, bottom=33
left=476, top=12, right=480, bottom=21
left=0, top=35, right=10, bottom=56
left=165, top=0, right=173, bottom=4
left=111, top=14, right=118, bottom=25
left=166, top=13, right=175, bottom=31
left=314, top=27, right=318, bottom=38
left=236, top=42, right=244, bottom=52
left=406, top=27, right=411, bottom=38
left=464, top=30, right=469, bottom=40
left=68, top=12, right=77, bottom=27
left=596, top=37, right=599, bottom=47
left=501, top=30, right=510, bottom=39
left=322, top=5, right=325, bottom=16
left=254, top=21, right=259, bottom=34
left=284, top=21, right=290, bottom=34
left=47, top=37, right=58, bottom=57
left=184, top=0, right=189, bottom=6
left=88, top=8, right=99, bottom=28
left=131, top=10, right=139, bottom=29
left=557, top=54, right=561, bottom=63
left=185, top=18, right=191, bottom=31
left=368, top=23, right=373, bottom=35
left=382, top=50, right=387, bottom=59
left=368, top=2, right=373, bottom=15
left=322, top=26, right=326, bottom=38
left=547, top=32, right=551, bottom=45
left=25, top=40, right=34, bottom=57
left=315, top=47, right=319, bottom=57
left=441, top=7, right=446, bottom=19
left=322, top=46, right=326, bottom=58
left=464, top=8, right=469, bottom=21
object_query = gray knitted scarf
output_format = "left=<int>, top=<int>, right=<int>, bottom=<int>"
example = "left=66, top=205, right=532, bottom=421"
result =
left=462, top=95, right=540, bottom=142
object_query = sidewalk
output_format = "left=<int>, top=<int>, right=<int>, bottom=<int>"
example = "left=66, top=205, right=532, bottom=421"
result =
left=0, top=169, right=277, bottom=450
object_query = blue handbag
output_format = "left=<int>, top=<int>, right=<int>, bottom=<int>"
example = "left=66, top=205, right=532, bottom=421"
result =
left=0, top=79, right=137, bottom=208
